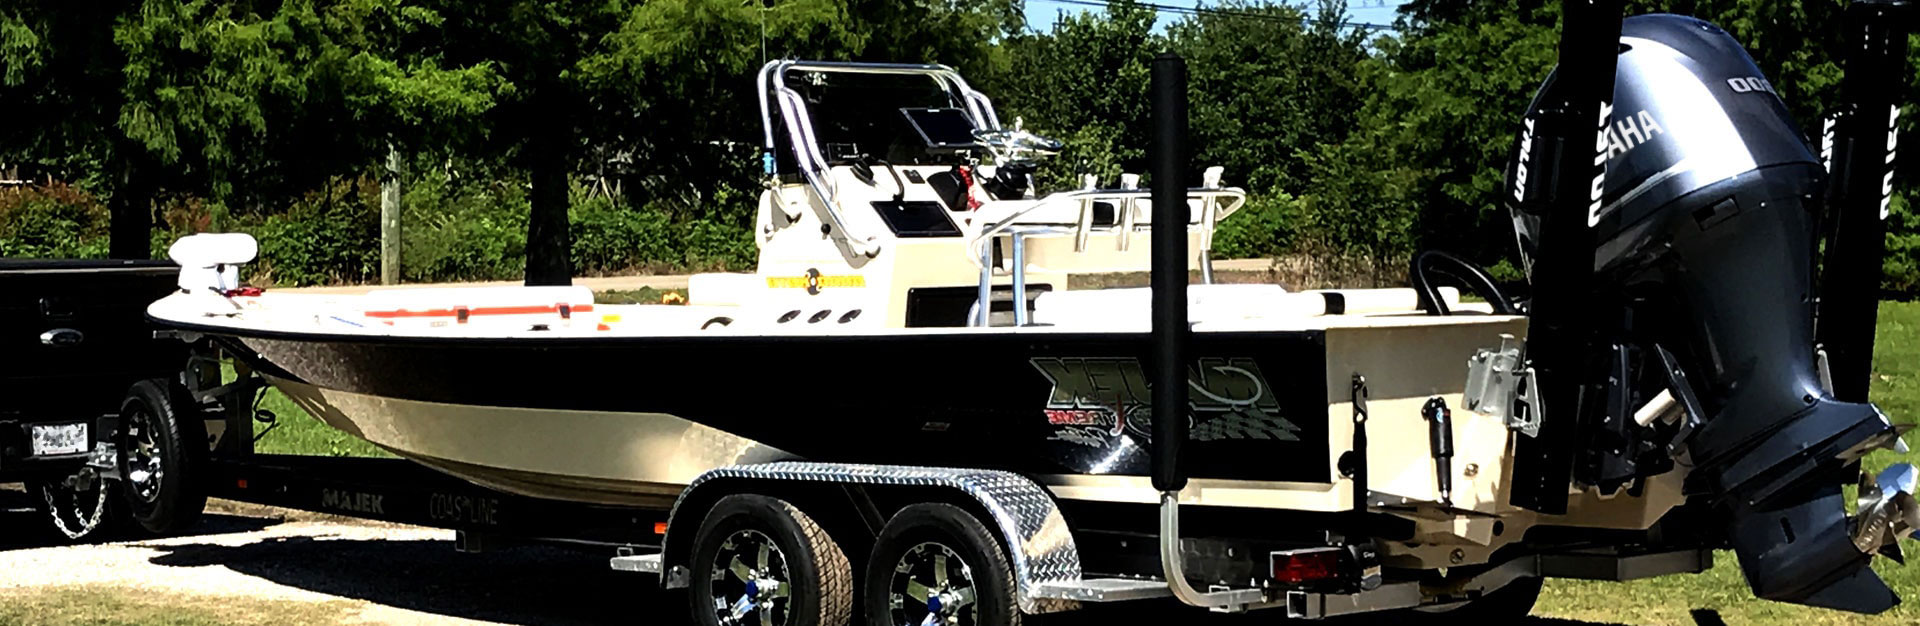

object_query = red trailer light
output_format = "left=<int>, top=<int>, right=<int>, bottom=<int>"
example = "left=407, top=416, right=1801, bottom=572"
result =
left=1270, top=548, right=1343, bottom=585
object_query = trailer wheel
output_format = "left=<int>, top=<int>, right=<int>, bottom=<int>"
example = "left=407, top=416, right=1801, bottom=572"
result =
left=863, top=503, right=1019, bottom=626
left=688, top=494, right=853, bottom=626
left=117, top=379, right=206, bottom=535
left=27, top=474, right=120, bottom=542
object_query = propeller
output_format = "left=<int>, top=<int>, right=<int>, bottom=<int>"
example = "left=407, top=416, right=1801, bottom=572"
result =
left=1852, top=462, right=1920, bottom=564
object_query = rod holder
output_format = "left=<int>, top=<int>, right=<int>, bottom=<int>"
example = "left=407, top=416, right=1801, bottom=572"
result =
left=1817, top=0, right=1912, bottom=402
left=1507, top=0, right=1625, bottom=514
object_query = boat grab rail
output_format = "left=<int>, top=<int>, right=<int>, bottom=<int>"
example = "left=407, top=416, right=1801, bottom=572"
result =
left=756, top=60, right=1003, bottom=258
left=964, top=181, right=1244, bottom=327
left=963, top=184, right=1247, bottom=271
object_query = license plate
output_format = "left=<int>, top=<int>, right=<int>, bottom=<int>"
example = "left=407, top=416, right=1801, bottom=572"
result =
left=29, top=423, right=88, bottom=456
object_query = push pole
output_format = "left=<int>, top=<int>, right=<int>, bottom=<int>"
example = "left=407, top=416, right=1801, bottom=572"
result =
left=1149, top=53, right=1191, bottom=494
left=1817, top=0, right=1911, bottom=402
left=1507, top=0, right=1625, bottom=514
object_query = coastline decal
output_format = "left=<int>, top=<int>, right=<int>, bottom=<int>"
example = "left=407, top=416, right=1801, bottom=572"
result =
left=1030, top=356, right=1300, bottom=446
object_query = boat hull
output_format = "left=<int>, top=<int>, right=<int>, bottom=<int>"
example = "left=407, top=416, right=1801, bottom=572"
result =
left=267, top=376, right=791, bottom=506
left=213, top=328, right=1338, bottom=507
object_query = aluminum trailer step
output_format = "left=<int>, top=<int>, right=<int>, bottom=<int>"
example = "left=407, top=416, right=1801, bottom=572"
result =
left=609, top=553, right=662, bottom=574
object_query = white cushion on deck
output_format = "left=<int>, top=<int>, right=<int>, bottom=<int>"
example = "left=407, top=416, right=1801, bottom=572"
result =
left=688, top=273, right=762, bottom=307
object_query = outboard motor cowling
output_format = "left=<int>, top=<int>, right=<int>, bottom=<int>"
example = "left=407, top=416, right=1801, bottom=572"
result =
left=1506, top=14, right=1908, bottom=613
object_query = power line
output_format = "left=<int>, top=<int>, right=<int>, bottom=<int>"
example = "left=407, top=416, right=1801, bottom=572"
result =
left=1032, top=0, right=1399, bottom=32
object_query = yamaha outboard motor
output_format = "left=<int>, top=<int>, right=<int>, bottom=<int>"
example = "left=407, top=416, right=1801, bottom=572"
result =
left=1506, top=14, right=1911, bottom=613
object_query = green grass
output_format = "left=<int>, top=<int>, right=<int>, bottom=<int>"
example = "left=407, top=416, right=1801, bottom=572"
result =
left=246, top=372, right=388, bottom=458
left=0, top=585, right=357, bottom=625
left=1535, top=300, right=1920, bottom=625
left=594, top=286, right=687, bottom=304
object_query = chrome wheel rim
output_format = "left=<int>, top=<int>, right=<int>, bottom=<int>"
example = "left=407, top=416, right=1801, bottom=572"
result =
left=888, top=542, right=977, bottom=626
left=124, top=406, right=164, bottom=504
left=708, top=529, right=792, bottom=626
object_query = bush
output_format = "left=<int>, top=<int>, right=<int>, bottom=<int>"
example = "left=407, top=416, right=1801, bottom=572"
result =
left=679, top=216, right=756, bottom=270
left=243, top=178, right=382, bottom=286
left=402, top=174, right=529, bottom=283
left=1212, top=191, right=1303, bottom=260
left=569, top=190, right=675, bottom=275
left=137, top=170, right=765, bottom=285
left=0, top=183, right=111, bottom=258
left=1885, top=193, right=1920, bottom=297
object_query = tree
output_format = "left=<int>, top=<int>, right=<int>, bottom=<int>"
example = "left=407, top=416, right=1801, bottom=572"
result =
left=587, top=0, right=1023, bottom=217
left=1, top=3, right=155, bottom=258
left=993, top=0, right=1159, bottom=190
left=2, top=0, right=504, bottom=259
left=1172, top=0, right=1371, bottom=193
left=430, top=0, right=1023, bottom=284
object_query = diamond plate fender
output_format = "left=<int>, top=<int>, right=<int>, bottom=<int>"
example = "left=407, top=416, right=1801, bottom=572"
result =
left=661, top=462, right=1083, bottom=614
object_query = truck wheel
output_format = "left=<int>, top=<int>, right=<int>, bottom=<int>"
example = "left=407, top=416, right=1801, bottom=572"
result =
left=688, top=494, right=853, bottom=626
left=118, top=379, right=206, bottom=535
left=864, top=503, right=1019, bottom=626
left=27, top=474, right=120, bottom=542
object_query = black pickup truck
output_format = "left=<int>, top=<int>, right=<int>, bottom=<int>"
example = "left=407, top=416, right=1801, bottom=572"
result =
left=1, top=259, right=183, bottom=539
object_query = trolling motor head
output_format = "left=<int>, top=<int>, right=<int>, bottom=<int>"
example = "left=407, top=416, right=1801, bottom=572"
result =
left=1506, top=13, right=1913, bottom=613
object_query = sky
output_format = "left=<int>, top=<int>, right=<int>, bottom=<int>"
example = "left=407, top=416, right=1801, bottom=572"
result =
left=1022, top=0, right=1411, bottom=32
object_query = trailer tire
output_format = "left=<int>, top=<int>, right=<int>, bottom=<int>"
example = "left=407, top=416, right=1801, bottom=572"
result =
left=27, top=475, right=122, bottom=543
left=117, top=379, right=206, bottom=535
left=688, top=494, right=853, bottom=626
left=864, top=503, right=1019, bottom=626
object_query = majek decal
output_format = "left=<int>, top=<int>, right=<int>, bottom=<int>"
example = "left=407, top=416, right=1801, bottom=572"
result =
left=1030, top=357, right=1301, bottom=443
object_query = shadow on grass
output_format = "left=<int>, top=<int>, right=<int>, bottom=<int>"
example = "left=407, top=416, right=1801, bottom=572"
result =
left=0, top=486, right=279, bottom=551
left=135, top=530, right=1649, bottom=626
left=136, top=530, right=1655, bottom=626
left=145, top=536, right=649, bottom=626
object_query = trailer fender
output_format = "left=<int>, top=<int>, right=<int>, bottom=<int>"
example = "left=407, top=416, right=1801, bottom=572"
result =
left=661, top=462, right=1083, bottom=614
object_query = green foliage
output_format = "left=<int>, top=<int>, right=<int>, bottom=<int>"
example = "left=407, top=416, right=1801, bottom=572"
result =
left=994, top=1, right=1156, bottom=191
left=399, top=171, right=530, bottom=283
left=1301, top=2, right=1557, bottom=271
left=0, top=184, right=111, bottom=258
left=595, top=287, right=690, bottom=305
left=569, top=189, right=676, bottom=275
left=1887, top=194, right=1920, bottom=294
left=1172, top=1, right=1370, bottom=193
left=1212, top=192, right=1305, bottom=260
left=4, top=0, right=1916, bottom=297
left=243, top=179, right=383, bottom=286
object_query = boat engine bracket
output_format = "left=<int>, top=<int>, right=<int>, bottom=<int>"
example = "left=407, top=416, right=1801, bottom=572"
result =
left=1463, top=334, right=1542, bottom=437
left=662, top=462, right=1085, bottom=614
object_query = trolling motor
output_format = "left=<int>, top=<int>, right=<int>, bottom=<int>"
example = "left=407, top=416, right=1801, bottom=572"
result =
left=1500, top=8, right=1918, bottom=613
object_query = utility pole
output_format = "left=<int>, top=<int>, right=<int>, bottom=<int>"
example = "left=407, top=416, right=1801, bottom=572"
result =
left=381, top=144, right=403, bottom=285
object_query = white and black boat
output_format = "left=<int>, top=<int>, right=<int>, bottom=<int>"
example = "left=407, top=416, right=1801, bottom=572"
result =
left=141, top=12, right=1920, bottom=618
